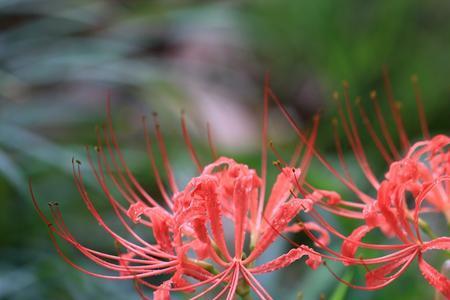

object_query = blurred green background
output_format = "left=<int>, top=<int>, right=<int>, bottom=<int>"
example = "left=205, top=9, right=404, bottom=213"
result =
left=1, top=0, right=449, bottom=299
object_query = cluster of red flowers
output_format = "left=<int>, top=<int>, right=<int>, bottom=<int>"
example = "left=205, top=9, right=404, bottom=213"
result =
left=32, top=72, right=449, bottom=299
left=270, top=72, right=450, bottom=298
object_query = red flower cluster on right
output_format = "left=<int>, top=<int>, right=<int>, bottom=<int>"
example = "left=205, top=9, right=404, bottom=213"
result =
left=271, top=70, right=450, bottom=298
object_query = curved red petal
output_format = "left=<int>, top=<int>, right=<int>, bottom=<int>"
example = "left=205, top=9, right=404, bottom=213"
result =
left=418, top=254, right=450, bottom=298
left=246, top=198, right=312, bottom=263
left=250, top=245, right=322, bottom=274
left=341, top=225, right=373, bottom=265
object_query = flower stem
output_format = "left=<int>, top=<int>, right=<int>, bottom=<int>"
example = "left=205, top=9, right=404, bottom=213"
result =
left=417, top=218, right=437, bottom=240
left=237, top=278, right=252, bottom=300
left=417, top=219, right=450, bottom=258
left=190, top=259, right=219, bottom=275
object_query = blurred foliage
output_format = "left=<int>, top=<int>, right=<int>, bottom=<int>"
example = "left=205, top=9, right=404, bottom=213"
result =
left=0, top=0, right=449, bottom=299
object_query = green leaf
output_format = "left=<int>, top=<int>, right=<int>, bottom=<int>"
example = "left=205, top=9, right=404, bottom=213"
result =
left=0, top=149, right=26, bottom=196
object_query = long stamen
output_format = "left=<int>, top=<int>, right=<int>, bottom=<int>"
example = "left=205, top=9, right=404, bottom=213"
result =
left=332, top=118, right=353, bottom=181
left=309, top=209, right=411, bottom=251
left=269, top=88, right=374, bottom=204
left=190, top=267, right=234, bottom=300
left=369, top=90, right=401, bottom=159
left=341, top=83, right=380, bottom=189
left=268, top=141, right=288, bottom=166
left=46, top=226, right=177, bottom=281
left=241, top=266, right=273, bottom=300
left=411, top=75, right=430, bottom=140
left=382, top=67, right=410, bottom=150
left=152, top=113, right=179, bottom=194
left=356, top=98, right=393, bottom=164
left=100, top=126, right=142, bottom=205
left=256, top=73, right=270, bottom=235
left=142, top=116, right=173, bottom=208
left=93, top=139, right=135, bottom=206
left=322, top=250, right=414, bottom=291
left=105, top=102, right=156, bottom=207
left=298, top=114, right=319, bottom=183
left=89, top=148, right=171, bottom=253
left=72, top=160, right=174, bottom=259
left=206, top=122, right=219, bottom=160
left=181, top=111, right=203, bottom=172
left=225, top=265, right=241, bottom=300
left=47, top=202, right=176, bottom=274
left=289, top=141, right=306, bottom=167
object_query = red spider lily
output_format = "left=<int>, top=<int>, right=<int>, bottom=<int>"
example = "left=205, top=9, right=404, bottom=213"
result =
left=30, top=80, right=326, bottom=299
left=336, top=135, right=450, bottom=296
left=268, top=70, right=450, bottom=297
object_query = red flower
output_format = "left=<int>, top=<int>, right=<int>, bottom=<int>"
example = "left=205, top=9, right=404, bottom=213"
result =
left=269, top=70, right=450, bottom=297
left=342, top=136, right=450, bottom=297
left=31, top=83, right=325, bottom=299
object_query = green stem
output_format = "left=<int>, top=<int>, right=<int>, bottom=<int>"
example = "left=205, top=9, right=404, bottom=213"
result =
left=189, top=259, right=219, bottom=275
left=240, top=293, right=253, bottom=300
left=418, top=218, right=437, bottom=240
left=417, top=218, right=450, bottom=258
left=236, top=278, right=252, bottom=300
